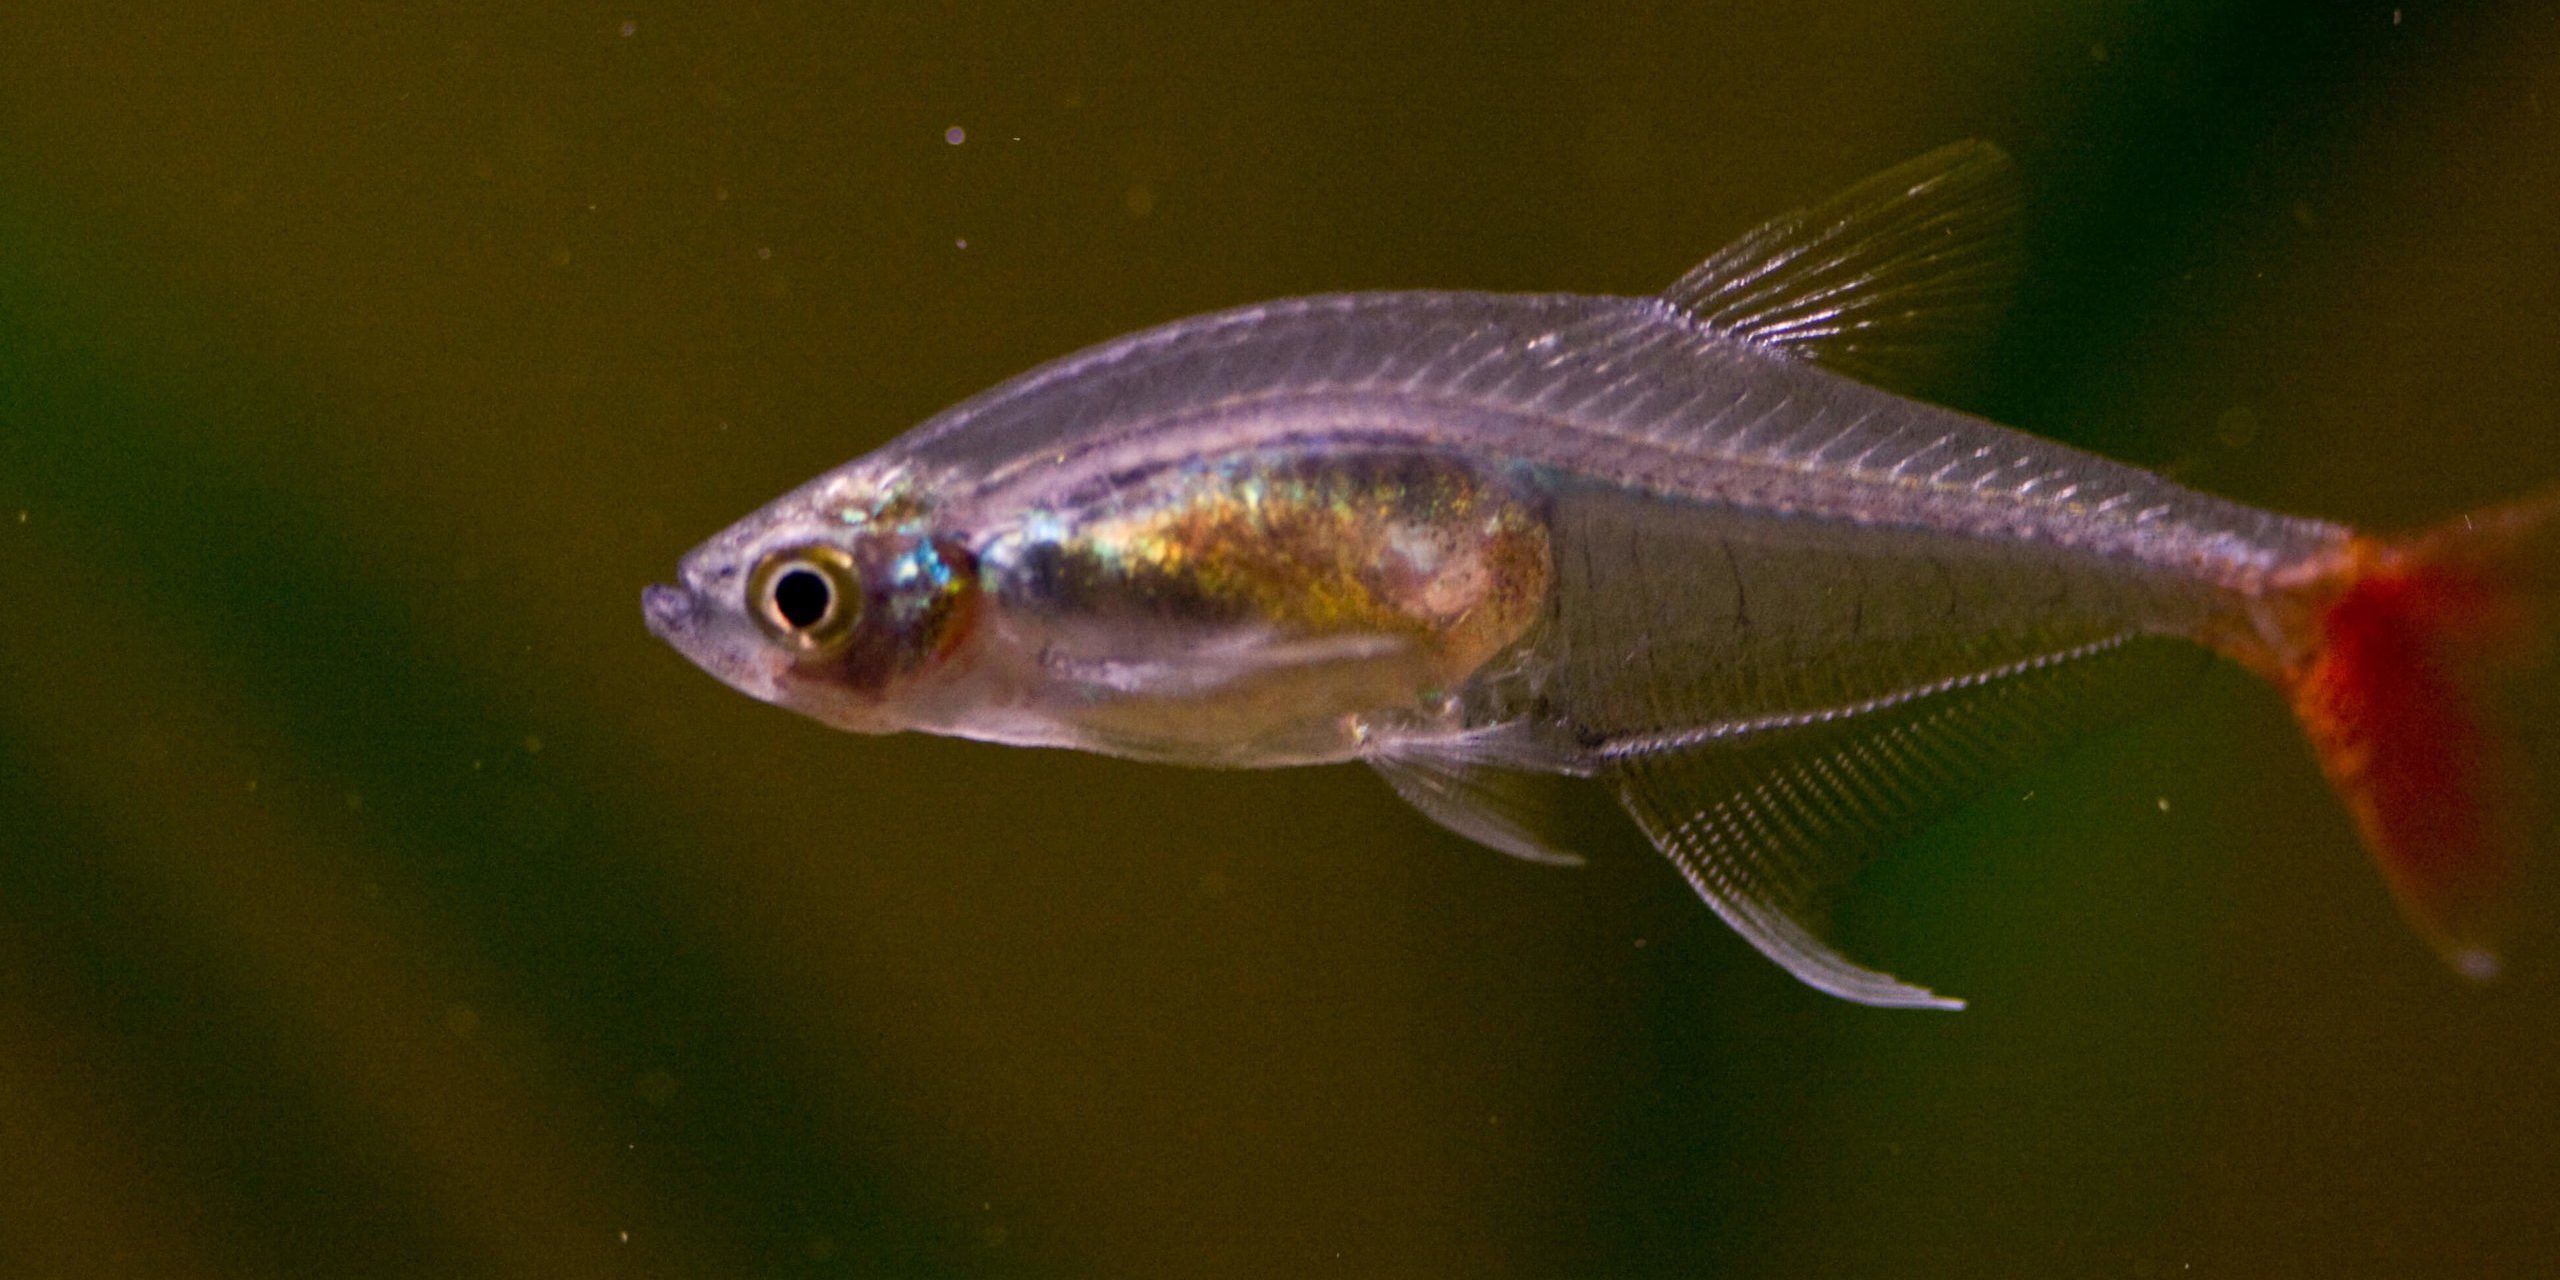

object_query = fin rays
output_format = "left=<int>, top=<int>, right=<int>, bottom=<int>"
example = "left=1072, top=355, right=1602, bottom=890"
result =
left=1608, top=635, right=2208, bottom=1009
left=1664, top=140, right=2024, bottom=394
left=1370, top=733, right=1584, bottom=867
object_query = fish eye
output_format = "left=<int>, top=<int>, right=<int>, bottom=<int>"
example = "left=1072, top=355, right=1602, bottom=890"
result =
left=748, top=545, right=862, bottom=649
left=773, top=568, right=829, bottom=627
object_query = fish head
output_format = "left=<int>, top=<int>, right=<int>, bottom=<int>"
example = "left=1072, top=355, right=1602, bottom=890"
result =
left=645, top=467, right=982, bottom=735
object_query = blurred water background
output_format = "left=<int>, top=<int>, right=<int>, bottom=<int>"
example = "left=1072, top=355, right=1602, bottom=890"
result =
left=4, top=3, right=2559, bottom=1276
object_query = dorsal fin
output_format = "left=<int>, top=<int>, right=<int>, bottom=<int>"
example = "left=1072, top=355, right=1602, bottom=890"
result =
left=1663, top=140, right=2023, bottom=392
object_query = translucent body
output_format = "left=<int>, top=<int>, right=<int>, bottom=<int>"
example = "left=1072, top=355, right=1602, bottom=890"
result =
left=646, top=143, right=2419, bottom=1009
left=661, top=289, right=2343, bottom=767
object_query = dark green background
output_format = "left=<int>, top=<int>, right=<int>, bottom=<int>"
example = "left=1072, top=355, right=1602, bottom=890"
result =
left=4, top=3, right=2557, bottom=1276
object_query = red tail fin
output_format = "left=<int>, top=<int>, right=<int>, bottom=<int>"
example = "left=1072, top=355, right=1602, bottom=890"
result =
left=2281, top=492, right=2559, bottom=980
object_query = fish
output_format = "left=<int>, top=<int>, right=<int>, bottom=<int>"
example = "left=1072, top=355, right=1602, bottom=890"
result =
left=645, top=141, right=2554, bottom=1009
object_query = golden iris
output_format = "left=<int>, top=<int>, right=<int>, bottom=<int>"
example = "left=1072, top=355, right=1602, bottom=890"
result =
left=748, top=544, right=862, bottom=650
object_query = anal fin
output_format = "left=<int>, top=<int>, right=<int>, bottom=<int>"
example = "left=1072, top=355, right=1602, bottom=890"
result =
left=1606, top=635, right=2207, bottom=1009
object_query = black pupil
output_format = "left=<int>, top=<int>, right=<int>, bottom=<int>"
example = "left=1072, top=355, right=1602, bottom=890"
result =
left=772, top=567, right=833, bottom=629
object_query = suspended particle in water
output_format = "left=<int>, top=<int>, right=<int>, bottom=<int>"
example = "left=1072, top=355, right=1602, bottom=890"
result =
left=945, top=125, right=966, bottom=145
left=2215, top=406, right=2261, bottom=448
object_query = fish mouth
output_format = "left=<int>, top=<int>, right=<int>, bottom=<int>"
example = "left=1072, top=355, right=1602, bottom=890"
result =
left=643, top=580, right=785, bottom=704
left=642, top=583, right=695, bottom=641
